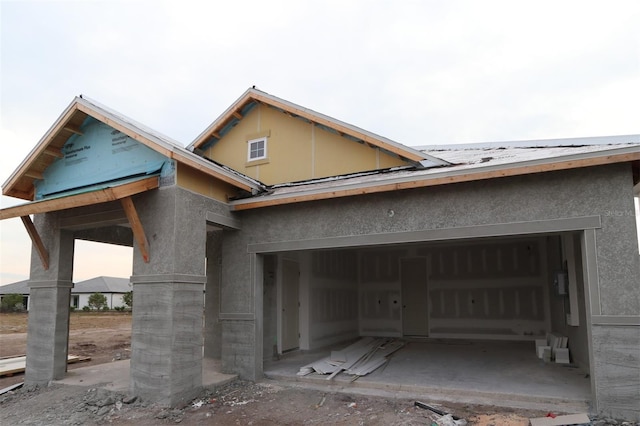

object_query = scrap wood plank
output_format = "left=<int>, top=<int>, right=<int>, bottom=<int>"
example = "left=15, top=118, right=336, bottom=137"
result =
left=529, top=413, right=591, bottom=426
left=0, top=354, right=90, bottom=377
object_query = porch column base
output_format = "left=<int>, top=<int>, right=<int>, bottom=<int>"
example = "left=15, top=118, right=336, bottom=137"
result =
left=130, top=274, right=206, bottom=406
left=25, top=280, right=73, bottom=384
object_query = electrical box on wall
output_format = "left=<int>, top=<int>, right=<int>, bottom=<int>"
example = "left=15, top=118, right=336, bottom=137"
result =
left=555, top=271, right=568, bottom=295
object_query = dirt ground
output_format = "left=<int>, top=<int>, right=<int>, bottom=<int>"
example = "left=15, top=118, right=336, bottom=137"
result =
left=0, top=313, right=634, bottom=425
left=0, top=312, right=132, bottom=389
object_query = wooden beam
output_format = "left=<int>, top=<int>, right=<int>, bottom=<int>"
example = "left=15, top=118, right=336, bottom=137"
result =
left=63, top=125, right=84, bottom=136
left=232, top=111, right=243, bottom=120
left=0, top=176, right=159, bottom=220
left=24, top=170, right=44, bottom=180
left=232, top=151, right=640, bottom=210
left=20, top=216, right=49, bottom=270
left=120, top=197, right=150, bottom=263
left=43, top=147, right=64, bottom=158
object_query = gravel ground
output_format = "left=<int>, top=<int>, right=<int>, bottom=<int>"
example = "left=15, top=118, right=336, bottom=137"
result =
left=1, top=379, right=639, bottom=426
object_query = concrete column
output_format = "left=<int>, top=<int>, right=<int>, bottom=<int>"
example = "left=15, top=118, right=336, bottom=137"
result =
left=220, top=252, right=262, bottom=381
left=25, top=213, right=74, bottom=384
left=130, top=274, right=206, bottom=406
left=129, top=187, right=207, bottom=406
left=204, top=231, right=222, bottom=359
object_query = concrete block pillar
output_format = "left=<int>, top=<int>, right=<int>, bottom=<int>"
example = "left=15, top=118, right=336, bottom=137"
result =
left=129, top=187, right=208, bottom=406
left=130, top=274, right=206, bottom=405
left=25, top=213, right=74, bottom=384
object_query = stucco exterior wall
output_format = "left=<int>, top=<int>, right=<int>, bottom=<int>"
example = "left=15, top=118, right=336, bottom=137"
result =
left=220, top=163, right=640, bottom=419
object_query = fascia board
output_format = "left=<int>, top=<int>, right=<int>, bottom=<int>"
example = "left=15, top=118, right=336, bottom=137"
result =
left=231, top=145, right=640, bottom=209
left=188, top=88, right=254, bottom=150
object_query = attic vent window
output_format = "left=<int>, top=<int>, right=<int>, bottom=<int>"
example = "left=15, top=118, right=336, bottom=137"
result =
left=248, top=137, right=267, bottom=161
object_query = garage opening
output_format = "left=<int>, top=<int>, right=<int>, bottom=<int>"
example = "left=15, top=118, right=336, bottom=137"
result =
left=262, top=232, right=592, bottom=408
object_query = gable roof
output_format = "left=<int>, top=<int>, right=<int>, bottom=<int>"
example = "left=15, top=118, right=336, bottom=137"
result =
left=188, top=88, right=450, bottom=168
left=74, top=276, right=131, bottom=294
left=0, top=276, right=131, bottom=295
left=0, top=280, right=29, bottom=295
left=231, top=136, right=640, bottom=210
left=2, top=95, right=264, bottom=202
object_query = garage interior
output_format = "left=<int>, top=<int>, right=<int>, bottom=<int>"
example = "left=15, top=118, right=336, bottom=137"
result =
left=261, top=231, right=592, bottom=409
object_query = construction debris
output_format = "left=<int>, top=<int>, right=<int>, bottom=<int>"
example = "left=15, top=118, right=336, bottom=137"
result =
left=298, top=337, right=405, bottom=380
left=414, top=401, right=461, bottom=420
left=0, top=354, right=91, bottom=377
left=0, top=382, right=23, bottom=396
left=529, top=413, right=590, bottom=426
left=415, top=400, right=467, bottom=425
left=535, top=333, right=570, bottom=364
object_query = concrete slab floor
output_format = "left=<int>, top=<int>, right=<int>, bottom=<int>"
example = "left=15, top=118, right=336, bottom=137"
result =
left=264, top=339, right=592, bottom=413
left=53, top=358, right=237, bottom=394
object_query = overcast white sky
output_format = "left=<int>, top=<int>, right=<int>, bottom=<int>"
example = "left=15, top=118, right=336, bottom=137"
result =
left=1, top=0, right=639, bottom=285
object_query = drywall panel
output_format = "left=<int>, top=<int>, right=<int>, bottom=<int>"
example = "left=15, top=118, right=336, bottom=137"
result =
left=307, top=250, right=359, bottom=349
left=358, top=250, right=404, bottom=336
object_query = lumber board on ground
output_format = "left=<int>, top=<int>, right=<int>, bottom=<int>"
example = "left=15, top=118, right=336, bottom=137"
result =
left=0, top=354, right=91, bottom=377
left=529, top=413, right=590, bottom=426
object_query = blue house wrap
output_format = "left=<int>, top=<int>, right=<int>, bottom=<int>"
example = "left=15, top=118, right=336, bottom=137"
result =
left=35, top=117, right=172, bottom=200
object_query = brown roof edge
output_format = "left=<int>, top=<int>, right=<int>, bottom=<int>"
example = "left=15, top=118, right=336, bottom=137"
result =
left=231, top=151, right=640, bottom=211
left=0, top=176, right=159, bottom=220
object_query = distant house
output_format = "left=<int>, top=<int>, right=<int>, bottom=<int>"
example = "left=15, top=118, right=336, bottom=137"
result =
left=70, top=276, right=131, bottom=309
left=0, top=280, right=29, bottom=310
left=0, top=276, right=131, bottom=311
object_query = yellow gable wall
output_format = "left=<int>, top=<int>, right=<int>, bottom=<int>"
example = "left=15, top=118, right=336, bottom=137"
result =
left=176, top=163, right=240, bottom=202
left=204, top=104, right=408, bottom=185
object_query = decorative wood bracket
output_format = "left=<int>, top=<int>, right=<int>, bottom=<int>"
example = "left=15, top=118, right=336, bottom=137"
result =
left=120, top=196, right=150, bottom=263
left=20, top=216, right=49, bottom=270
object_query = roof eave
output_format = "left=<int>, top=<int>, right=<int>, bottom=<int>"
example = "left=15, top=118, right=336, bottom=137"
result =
left=231, top=145, right=640, bottom=210
left=2, top=96, right=264, bottom=201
